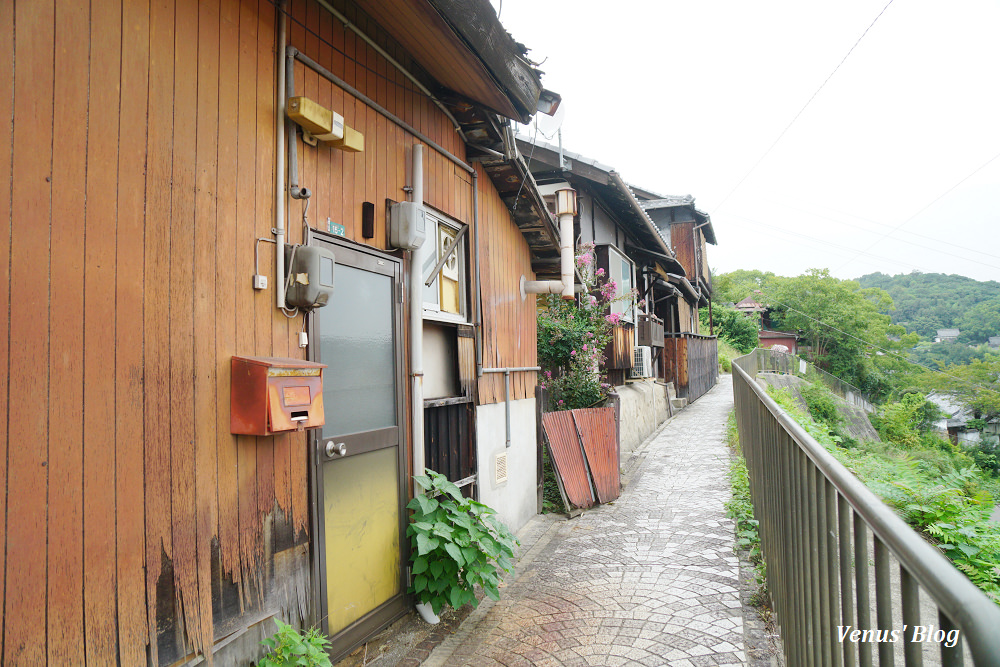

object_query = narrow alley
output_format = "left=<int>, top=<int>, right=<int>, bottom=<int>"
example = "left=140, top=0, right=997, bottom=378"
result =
left=418, top=375, right=777, bottom=666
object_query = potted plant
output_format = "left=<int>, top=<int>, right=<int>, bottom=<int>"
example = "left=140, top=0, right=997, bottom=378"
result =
left=406, top=469, right=519, bottom=622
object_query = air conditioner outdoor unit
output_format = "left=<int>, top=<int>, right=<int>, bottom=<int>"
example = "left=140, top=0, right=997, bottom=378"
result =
left=630, top=345, right=653, bottom=379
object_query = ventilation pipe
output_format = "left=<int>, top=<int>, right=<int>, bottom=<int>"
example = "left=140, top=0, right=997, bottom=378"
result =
left=410, top=145, right=425, bottom=489
left=521, top=187, right=577, bottom=300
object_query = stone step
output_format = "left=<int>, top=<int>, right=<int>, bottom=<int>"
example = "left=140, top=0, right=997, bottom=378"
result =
left=670, top=397, right=688, bottom=410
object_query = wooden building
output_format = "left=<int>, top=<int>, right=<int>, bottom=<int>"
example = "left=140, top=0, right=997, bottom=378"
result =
left=1, top=0, right=559, bottom=663
left=517, top=137, right=719, bottom=400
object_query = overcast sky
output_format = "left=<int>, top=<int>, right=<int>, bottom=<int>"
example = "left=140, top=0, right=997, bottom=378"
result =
left=489, top=0, right=1000, bottom=284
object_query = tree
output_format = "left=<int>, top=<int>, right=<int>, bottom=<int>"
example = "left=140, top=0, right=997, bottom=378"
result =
left=956, top=296, right=1000, bottom=344
left=768, top=269, right=895, bottom=391
left=700, top=304, right=759, bottom=353
left=928, top=354, right=1000, bottom=420
left=711, top=269, right=777, bottom=305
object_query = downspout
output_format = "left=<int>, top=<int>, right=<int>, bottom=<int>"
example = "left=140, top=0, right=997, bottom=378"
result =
left=275, top=1, right=288, bottom=309
left=410, top=145, right=425, bottom=486
left=521, top=188, right=576, bottom=300
left=473, top=170, right=484, bottom=377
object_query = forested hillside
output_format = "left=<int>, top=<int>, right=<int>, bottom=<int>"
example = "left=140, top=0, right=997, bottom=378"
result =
left=857, top=272, right=1000, bottom=342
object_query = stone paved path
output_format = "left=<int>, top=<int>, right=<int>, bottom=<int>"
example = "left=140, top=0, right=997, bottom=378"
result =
left=424, top=375, right=751, bottom=667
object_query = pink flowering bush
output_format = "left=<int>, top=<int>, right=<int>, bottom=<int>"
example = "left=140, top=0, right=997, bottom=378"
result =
left=537, top=243, right=636, bottom=410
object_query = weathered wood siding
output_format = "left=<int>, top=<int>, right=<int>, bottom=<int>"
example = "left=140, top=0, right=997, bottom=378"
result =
left=476, top=162, right=539, bottom=403
left=3, top=0, right=538, bottom=662
left=2, top=1, right=313, bottom=663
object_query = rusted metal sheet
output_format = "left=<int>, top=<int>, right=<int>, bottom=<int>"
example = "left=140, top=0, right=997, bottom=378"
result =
left=541, top=412, right=595, bottom=510
left=573, top=408, right=620, bottom=504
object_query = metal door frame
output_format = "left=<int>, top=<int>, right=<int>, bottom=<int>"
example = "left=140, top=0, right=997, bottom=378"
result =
left=307, top=232, right=409, bottom=660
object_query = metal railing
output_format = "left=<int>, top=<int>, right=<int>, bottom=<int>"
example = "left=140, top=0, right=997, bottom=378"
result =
left=733, top=350, right=1000, bottom=666
left=749, top=347, right=876, bottom=413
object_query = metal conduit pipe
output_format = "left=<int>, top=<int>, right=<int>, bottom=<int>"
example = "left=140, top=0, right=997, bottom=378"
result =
left=312, top=0, right=468, bottom=142
left=482, top=367, right=541, bottom=448
left=292, top=50, right=473, bottom=177
left=410, top=146, right=426, bottom=488
left=275, top=2, right=289, bottom=310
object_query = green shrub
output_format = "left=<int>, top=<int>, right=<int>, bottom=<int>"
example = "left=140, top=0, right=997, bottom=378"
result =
left=407, top=470, right=519, bottom=615
left=258, top=619, right=332, bottom=667
left=799, top=383, right=842, bottom=427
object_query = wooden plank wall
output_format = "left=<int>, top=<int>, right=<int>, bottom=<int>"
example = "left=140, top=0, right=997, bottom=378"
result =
left=2, top=0, right=539, bottom=662
left=475, top=161, right=540, bottom=404
left=1, top=0, right=312, bottom=663
left=284, top=0, right=537, bottom=407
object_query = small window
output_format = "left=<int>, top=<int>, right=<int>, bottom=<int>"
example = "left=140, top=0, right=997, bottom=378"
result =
left=608, top=246, right=635, bottom=323
left=423, top=211, right=468, bottom=323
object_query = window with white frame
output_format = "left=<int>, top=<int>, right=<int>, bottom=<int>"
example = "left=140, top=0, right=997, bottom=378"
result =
left=422, top=210, right=468, bottom=322
left=607, top=246, right=635, bottom=323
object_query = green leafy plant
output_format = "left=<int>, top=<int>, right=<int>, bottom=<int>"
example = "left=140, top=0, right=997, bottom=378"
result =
left=407, top=469, right=519, bottom=615
left=257, top=618, right=332, bottom=667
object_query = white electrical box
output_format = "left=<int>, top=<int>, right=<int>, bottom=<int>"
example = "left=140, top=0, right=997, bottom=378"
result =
left=388, top=201, right=426, bottom=250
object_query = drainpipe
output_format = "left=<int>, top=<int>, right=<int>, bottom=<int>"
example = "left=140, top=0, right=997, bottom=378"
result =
left=275, top=1, right=288, bottom=310
left=482, top=366, right=541, bottom=448
left=410, top=145, right=425, bottom=486
left=473, top=170, right=485, bottom=378
left=521, top=187, right=577, bottom=300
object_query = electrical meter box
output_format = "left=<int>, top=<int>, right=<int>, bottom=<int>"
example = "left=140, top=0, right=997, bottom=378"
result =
left=389, top=201, right=426, bottom=250
left=231, top=356, right=326, bottom=435
left=284, top=244, right=335, bottom=309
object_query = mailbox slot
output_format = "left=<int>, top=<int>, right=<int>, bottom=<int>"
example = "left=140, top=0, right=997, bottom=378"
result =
left=231, top=356, right=327, bottom=436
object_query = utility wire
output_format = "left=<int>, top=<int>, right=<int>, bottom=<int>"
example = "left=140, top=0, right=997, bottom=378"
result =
left=712, top=0, right=897, bottom=214
left=760, top=195, right=1000, bottom=263
left=729, top=209, right=1000, bottom=274
left=833, top=149, right=1000, bottom=275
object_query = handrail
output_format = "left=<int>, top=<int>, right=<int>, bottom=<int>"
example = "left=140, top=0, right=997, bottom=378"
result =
left=733, top=349, right=1000, bottom=666
left=751, top=347, right=875, bottom=413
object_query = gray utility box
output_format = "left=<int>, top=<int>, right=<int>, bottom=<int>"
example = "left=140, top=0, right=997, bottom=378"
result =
left=284, top=244, right=335, bottom=309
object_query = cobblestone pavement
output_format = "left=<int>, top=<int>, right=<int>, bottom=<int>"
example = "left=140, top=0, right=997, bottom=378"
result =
left=424, top=375, right=755, bottom=667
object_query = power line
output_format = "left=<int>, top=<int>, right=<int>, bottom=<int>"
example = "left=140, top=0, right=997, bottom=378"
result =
left=832, top=149, right=1000, bottom=275
left=712, top=0, right=897, bottom=214
left=761, top=195, right=1000, bottom=264
left=727, top=212, right=928, bottom=274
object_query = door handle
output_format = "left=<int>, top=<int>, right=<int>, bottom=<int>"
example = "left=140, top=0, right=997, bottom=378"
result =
left=325, top=441, right=347, bottom=458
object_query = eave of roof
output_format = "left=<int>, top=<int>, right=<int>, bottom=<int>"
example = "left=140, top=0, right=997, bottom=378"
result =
left=514, top=135, right=683, bottom=274
left=351, top=0, right=543, bottom=122
left=640, top=196, right=717, bottom=245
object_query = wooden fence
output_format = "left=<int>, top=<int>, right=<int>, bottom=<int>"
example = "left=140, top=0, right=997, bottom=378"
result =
left=662, top=333, right=718, bottom=402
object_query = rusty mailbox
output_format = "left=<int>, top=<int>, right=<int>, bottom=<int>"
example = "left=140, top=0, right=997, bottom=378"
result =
left=231, top=356, right=327, bottom=436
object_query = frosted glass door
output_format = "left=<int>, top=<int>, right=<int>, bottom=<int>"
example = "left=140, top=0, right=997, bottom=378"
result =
left=313, top=243, right=405, bottom=654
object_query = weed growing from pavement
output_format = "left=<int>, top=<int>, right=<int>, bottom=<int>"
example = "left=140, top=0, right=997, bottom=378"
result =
left=724, top=410, right=773, bottom=618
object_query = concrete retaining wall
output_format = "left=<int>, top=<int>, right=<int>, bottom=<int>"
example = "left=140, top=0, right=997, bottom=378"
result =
left=614, top=380, right=672, bottom=456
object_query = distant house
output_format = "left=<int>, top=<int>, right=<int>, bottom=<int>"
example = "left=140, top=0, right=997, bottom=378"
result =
left=927, top=393, right=1000, bottom=447
left=935, top=329, right=961, bottom=343
left=989, top=336, right=1000, bottom=349
left=735, top=294, right=767, bottom=318
left=759, top=329, right=799, bottom=355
